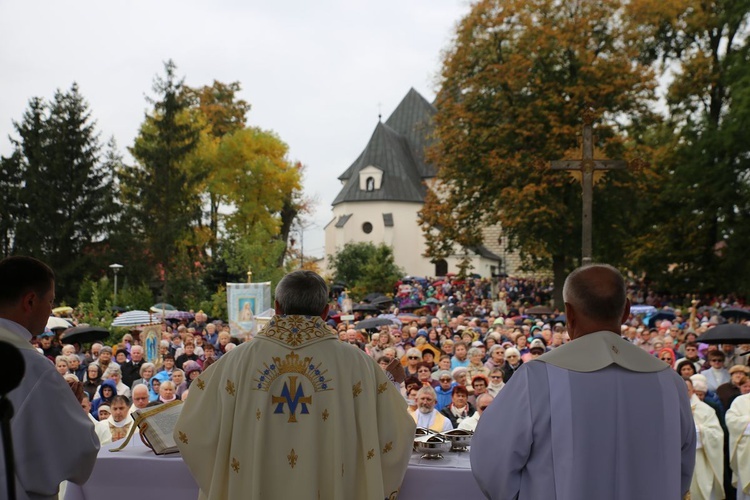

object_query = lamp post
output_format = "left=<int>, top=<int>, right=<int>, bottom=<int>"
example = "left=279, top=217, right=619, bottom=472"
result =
left=109, top=263, right=123, bottom=307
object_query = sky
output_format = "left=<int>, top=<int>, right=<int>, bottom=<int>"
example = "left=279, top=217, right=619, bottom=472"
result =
left=0, top=0, right=469, bottom=261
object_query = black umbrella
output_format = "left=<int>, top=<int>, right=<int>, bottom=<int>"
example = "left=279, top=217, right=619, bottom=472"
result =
left=697, top=324, right=750, bottom=345
left=60, top=326, right=110, bottom=344
left=355, top=317, right=395, bottom=330
left=363, top=292, right=386, bottom=303
left=353, top=303, right=380, bottom=313
left=720, top=308, right=750, bottom=322
left=552, top=314, right=567, bottom=324
left=371, top=296, right=393, bottom=307
left=646, top=310, right=677, bottom=328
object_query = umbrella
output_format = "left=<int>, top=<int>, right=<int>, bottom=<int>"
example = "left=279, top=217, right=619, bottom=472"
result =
left=419, top=344, right=440, bottom=359
left=697, top=324, right=750, bottom=345
left=355, top=317, right=395, bottom=330
left=378, top=314, right=402, bottom=328
left=112, top=310, right=160, bottom=327
left=353, top=303, right=380, bottom=313
left=165, top=310, right=195, bottom=321
left=397, top=313, right=419, bottom=322
left=720, top=308, right=750, bottom=322
left=552, top=314, right=567, bottom=324
left=425, top=297, right=440, bottom=305
left=646, top=310, right=677, bottom=328
left=47, top=317, right=72, bottom=330
left=526, top=305, right=554, bottom=316
left=630, top=305, right=656, bottom=315
left=60, top=325, right=110, bottom=344
left=52, top=306, right=73, bottom=316
left=363, top=292, right=386, bottom=303
left=371, top=296, right=393, bottom=307
left=150, top=303, right=177, bottom=313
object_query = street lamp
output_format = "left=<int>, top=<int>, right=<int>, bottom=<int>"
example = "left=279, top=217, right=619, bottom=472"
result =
left=109, top=263, right=123, bottom=307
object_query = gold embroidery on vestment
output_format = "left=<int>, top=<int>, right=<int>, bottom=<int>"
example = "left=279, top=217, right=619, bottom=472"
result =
left=225, top=379, right=236, bottom=396
left=178, top=431, right=188, bottom=444
left=382, top=441, right=393, bottom=454
left=256, top=409, right=261, bottom=421
left=367, top=449, right=375, bottom=460
left=377, top=382, right=388, bottom=394
left=196, top=378, right=205, bottom=390
left=322, top=409, right=329, bottom=421
left=260, top=315, right=336, bottom=347
left=352, top=381, right=362, bottom=398
left=252, top=351, right=332, bottom=393
left=231, top=458, right=240, bottom=473
left=288, top=449, right=298, bottom=468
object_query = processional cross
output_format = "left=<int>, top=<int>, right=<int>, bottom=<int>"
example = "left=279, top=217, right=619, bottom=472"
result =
left=550, top=110, right=627, bottom=265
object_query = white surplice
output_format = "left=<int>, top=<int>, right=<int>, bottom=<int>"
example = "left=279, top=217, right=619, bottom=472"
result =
left=726, top=393, right=750, bottom=499
left=0, top=319, right=100, bottom=500
left=175, top=315, right=415, bottom=500
left=471, top=331, right=695, bottom=500
left=690, top=394, right=725, bottom=500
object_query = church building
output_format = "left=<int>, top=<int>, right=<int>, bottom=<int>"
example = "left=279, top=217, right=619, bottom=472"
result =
left=323, top=88, right=507, bottom=278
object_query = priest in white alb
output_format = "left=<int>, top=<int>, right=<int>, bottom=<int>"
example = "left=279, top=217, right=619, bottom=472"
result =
left=686, top=378, right=725, bottom=500
left=471, top=264, right=695, bottom=500
left=726, top=392, right=750, bottom=499
left=175, top=270, right=415, bottom=500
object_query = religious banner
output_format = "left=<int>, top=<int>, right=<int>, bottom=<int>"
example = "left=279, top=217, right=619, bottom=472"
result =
left=140, top=324, right=162, bottom=364
left=227, top=282, right=272, bottom=339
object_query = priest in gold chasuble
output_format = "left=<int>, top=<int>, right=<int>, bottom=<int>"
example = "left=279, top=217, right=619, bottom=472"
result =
left=176, top=271, right=415, bottom=500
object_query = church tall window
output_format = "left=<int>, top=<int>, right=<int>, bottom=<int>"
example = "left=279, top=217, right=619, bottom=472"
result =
left=434, top=259, right=448, bottom=276
left=365, top=177, right=375, bottom=191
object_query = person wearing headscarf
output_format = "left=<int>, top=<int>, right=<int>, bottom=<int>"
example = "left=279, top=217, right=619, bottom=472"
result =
left=89, top=379, right=117, bottom=419
left=82, top=363, right=103, bottom=401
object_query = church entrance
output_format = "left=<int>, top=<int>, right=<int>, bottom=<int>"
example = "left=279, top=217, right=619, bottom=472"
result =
left=434, top=259, right=448, bottom=276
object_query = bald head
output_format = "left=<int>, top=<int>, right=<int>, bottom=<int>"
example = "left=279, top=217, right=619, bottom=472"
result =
left=132, top=384, right=150, bottom=409
left=563, top=264, right=627, bottom=323
left=563, top=264, right=629, bottom=339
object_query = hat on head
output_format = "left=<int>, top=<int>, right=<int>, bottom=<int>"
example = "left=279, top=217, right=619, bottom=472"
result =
left=98, top=405, right=111, bottom=415
left=183, top=360, right=202, bottom=378
left=529, top=338, right=546, bottom=350
left=542, top=324, right=551, bottom=330
left=451, top=367, right=468, bottom=379
left=471, top=341, right=484, bottom=348
left=690, top=374, right=708, bottom=393
left=729, top=365, right=750, bottom=375
left=39, top=330, right=54, bottom=338
left=435, top=370, right=452, bottom=380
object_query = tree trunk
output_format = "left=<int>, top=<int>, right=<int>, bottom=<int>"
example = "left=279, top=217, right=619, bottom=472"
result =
left=552, top=254, right=567, bottom=310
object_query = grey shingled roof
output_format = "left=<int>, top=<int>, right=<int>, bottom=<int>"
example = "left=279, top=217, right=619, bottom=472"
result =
left=334, top=214, right=352, bottom=228
left=333, top=88, right=437, bottom=206
left=470, top=245, right=503, bottom=262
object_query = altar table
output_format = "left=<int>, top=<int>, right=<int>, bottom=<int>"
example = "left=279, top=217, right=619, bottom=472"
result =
left=64, top=440, right=486, bottom=500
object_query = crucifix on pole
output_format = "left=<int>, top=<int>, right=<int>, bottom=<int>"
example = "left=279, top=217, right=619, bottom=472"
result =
left=550, top=110, right=627, bottom=265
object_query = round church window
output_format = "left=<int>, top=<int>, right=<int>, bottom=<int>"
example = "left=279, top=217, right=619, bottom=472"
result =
left=362, top=222, right=373, bottom=234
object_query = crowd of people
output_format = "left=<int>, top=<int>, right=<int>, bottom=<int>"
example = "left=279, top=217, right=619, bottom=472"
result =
left=28, top=271, right=750, bottom=499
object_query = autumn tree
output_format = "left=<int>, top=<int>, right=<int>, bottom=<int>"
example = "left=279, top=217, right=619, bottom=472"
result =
left=420, top=0, right=659, bottom=301
left=624, top=0, right=750, bottom=294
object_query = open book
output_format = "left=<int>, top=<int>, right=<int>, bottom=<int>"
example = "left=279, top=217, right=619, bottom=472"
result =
left=110, top=400, right=183, bottom=455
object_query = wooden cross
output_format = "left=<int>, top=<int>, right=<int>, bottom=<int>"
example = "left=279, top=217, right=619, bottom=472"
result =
left=550, top=111, right=627, bottom=264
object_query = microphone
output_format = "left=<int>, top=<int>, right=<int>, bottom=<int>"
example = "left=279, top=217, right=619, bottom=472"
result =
left=0, top=342, right=24, bottom=396
left=0, top=341, right=23, bottom=500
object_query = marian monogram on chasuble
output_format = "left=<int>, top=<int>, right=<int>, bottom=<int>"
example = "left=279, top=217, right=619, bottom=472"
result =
left=252, top=316, right=336, bottom=424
